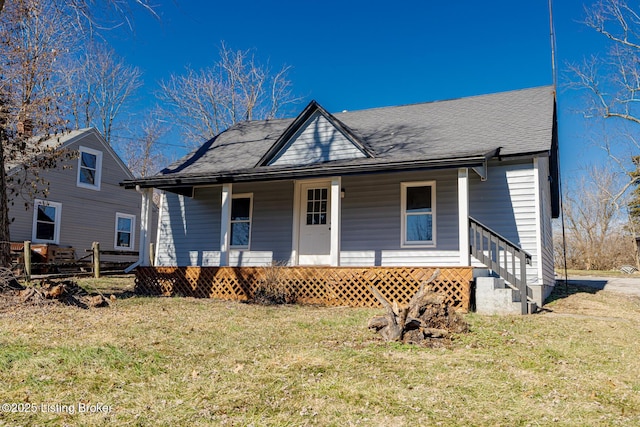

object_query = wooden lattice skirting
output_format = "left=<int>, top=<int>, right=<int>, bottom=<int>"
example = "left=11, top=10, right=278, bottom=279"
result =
left=134, top=266, right=473, bottom=312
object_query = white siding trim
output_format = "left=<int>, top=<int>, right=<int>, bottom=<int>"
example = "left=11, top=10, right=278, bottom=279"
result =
left=293, top=178, right=338, bottom=266
left=32, top=199, right=62, bottom=244
left=340, top=250, right=461, bottom=266
left=533, top=158, right=543, bottom=284
left=220, top=183, right=232, bottom=266
left=114, top=212, right=136, bottom=251
left=330, top=177, right=341, bottom=266
left=76, top=145, right=103, bottom=191
left=458, top=168, right=470, bottom=266
left=153, top=191, right=165, bottom=266
left=291, top=181, right=301, bottom=265
left=136, top=187, right=152, bottom=264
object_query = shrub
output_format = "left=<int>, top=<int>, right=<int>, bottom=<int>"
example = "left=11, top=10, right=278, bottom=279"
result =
left=253, top=261, right=296, bottom=305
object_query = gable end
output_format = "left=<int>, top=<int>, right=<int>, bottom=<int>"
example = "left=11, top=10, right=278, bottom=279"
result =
left=258, top=100, right=374, bottom=167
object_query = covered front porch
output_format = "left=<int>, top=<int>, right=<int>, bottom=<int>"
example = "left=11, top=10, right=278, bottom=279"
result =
left=132, top=162, right=543, bottom=313
left=136, top=167, right=481, bottom=269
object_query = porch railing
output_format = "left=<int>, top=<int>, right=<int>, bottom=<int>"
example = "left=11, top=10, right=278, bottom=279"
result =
left=469, top=217, right=532, bottom=314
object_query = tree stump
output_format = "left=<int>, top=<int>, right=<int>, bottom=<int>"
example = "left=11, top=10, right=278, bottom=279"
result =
left=367, top=269, right=468, bottom=346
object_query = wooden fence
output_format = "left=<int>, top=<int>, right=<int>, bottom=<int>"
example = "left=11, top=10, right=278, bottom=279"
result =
left=135, top=266, right=473, bottom=312
left=11, top=241, right=138, bottom=279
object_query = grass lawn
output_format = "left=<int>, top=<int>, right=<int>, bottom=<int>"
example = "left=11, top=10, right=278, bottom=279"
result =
left=557, top=269, right=640, bottom=278
left=0, top=276, right=639, bottom=426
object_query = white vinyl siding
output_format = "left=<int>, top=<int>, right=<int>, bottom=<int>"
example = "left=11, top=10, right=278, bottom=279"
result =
left=339, top=250, right=460, bottom=266
left=537, top=157, right=555, bottom=287
left=269, top=111, right=366, bottom=166
left=469, top=160, right=540, bottom=284
left=153, top=163, right=551, bottom=275
left=156, top=187, right=221, bottom=266
left=340, top=170, right=459, bottom=266
left=155, top=182, right=294, bottom=267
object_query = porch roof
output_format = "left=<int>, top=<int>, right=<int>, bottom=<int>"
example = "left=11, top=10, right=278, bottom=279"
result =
left=123, top=85, right=557, bottom=191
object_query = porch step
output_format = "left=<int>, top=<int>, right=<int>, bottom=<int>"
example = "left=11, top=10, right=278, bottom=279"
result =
left=475, top=277, right=535, bottom=315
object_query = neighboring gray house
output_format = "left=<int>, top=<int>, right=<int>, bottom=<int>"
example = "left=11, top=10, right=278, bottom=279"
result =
left=7, top=128, right=150, bottom=261
left=125, top=86, right=560, bottom=309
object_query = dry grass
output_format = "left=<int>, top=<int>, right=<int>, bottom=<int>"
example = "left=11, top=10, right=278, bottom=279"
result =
left=0, top=277, right=639, bottom=426
left=557, top=269, right=640, bottom=278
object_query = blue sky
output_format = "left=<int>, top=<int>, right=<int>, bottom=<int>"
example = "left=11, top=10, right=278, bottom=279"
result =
left=104, top=0, right=608, bottom=175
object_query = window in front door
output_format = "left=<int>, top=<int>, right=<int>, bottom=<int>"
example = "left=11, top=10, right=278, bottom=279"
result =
left=306, top=188, right=328, bottom=225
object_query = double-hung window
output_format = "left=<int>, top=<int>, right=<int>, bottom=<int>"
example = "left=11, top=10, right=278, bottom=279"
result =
left=77, top=146, right=103, bottom=190
left=230, top=194, right=253, bottom=249
left=115, top=213, right=136, bottom=250
left=401, top=182, right=436, bottom=247
left=32, top=199, right=62, bottom=244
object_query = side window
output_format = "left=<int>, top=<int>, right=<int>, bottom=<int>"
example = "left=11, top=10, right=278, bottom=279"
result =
left=32, top=199, right=62, bottom=244
left=115, top=213, right=136, bottom=250
left=77, top=146, right=103, bottom=190
left=401, top=182, right=436, bottom=247
left=230, top=194, right=253, bottom=249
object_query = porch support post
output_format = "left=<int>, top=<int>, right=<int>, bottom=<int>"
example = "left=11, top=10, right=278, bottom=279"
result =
left=330, top=177, right=341, bottom=266
left=220, top=183, right=232, bottom=266
left=291, top=181, right=300, bottom=266
left=139, top=187, right=153, bottom=267
left=458, top=168, right=470, bottom=266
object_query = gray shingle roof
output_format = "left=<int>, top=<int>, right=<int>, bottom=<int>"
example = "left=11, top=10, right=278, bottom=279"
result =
left=128, top=85, right=556, bottom=188
left=4, top=129, right=95, bottom=173
left=5, top=128, right=135, bottom=181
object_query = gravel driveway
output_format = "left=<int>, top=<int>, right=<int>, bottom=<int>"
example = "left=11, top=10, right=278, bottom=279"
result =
left=564, top=275, right=640, bottom=297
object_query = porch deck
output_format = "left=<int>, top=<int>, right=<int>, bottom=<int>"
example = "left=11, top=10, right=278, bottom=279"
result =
left=134, top=266, right=473, bottom=312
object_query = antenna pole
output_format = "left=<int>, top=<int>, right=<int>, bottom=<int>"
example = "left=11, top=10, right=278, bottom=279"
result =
left=548, top=0, right=558, bottom=90
left=548, top=0, right=567, bottom=290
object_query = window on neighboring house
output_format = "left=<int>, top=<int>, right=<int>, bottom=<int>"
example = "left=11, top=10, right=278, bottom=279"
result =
left=401, top=182, right=436, bottom=247
left=230, top=194, right=253, bottom=248
left=77, top=146, right=102, bottom=190
left=115, top=213, right=136, bottom=250
left=32, top=199, right=62, bottom=244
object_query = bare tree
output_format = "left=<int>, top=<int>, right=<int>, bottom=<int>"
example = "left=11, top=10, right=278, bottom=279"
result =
left=158, top=42, right=298, bottom=146
left=568, top=0, right=640, bottom=197
left=0, top=0, right=77, bottom=267
left=0, top=0, right=158, bottom=267
left=0, top=0, right=159, bottom=30
left=65, top=41, right=143, bottom=144
left=118, top=109, right=167, bottom=178
left=558, top=165, right=635, bottom=270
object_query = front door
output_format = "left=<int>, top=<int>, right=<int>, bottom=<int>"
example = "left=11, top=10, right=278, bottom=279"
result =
left=298, top=181, right=331, bottom=265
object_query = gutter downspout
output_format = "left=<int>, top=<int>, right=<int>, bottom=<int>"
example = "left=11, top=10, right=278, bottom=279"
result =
left=125, top=185, right=152, bottom=273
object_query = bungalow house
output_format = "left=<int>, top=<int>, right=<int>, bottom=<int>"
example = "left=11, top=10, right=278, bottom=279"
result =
left=7, top=128, right=153, bottom=266
left=125, top=86, right=559, bottom=313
